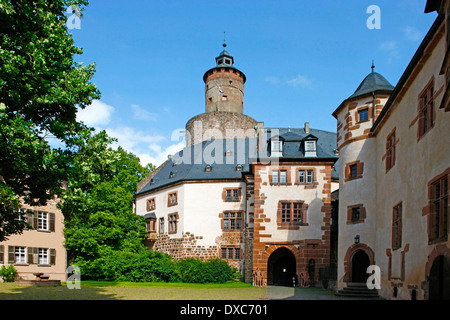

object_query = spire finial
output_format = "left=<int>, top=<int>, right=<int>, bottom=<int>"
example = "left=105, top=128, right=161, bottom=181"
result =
left=223, top=31, right=227, bottom=48
left=371, top=60, right=375, bottom=73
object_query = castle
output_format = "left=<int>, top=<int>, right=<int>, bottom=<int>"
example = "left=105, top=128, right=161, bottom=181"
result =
left=0, top=0, right=447, bottom=300
left=134, top=43, right=340, bottom=287
left=135, top=0, right=449, bottom=299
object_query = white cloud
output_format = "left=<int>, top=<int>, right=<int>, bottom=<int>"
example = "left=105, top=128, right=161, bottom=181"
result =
left=379, top=41, right=398, bottom=51
left=403, top=26, right=422, bottom=41
left=130, top=104, right=158, bottom=121
left=287, top=75, right=312, bottom=88
left=105, top=126, right=185, bottom=167
left=264, top=76, right=280, bottom=85
left=76, top=100, right=115, bottom=126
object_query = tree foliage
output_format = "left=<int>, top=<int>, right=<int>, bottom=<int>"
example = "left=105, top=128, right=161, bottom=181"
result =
left=60, top=128, right=155, bottom=275
left=0, top=0, right=99, bottom=240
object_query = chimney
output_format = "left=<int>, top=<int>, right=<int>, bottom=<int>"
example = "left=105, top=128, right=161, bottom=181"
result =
left=305, top=122, right=310, bottom=134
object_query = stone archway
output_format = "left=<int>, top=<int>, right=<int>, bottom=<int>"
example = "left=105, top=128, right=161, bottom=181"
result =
left=426, top=245, right=450, bottom=300
left=351, top=250, right=370, bottom=283
left=343, top=243, right=375, bottom=283
left=267, top=247, right=297, bottom=286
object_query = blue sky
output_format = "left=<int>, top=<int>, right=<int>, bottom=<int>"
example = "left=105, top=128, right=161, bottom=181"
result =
left=71, top=0, right=438, bottom=167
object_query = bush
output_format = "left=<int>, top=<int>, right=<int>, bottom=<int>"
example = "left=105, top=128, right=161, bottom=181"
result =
left=72, top=248, right=179, bottom=282
left=176, top=258, right=239, bottom=283
left=0, top=264, right=18, bottom=282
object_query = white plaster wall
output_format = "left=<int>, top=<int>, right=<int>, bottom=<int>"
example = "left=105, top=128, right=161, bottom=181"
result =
left=183, top=182, right=246, bottom=247
left=258, top=165, right=330, bottom=243
left=374, top=34, right=448, bottom=300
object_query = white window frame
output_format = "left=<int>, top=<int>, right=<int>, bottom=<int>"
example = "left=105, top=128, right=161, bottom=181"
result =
left=15, top=247, right=26, bottom=264
left=38, top=248, right=49, bottom=265
left=38, top=211, right=48, bottom=231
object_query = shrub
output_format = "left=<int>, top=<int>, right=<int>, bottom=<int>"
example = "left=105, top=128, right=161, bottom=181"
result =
left=0, top=264, right=18, bottom=282
left=176, top=258, right=239, bottom=283
left=72, top=248, right=180, bottom=282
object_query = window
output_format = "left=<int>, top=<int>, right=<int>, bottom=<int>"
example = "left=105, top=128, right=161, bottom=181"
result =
left=168, top=213, right=178, bottom=234
left=272, top=170, right=279, bottom=184
left=392, top=203, right=402, bottom=250
left=429, top=175, right=448, bottom=243
left=221, top=246, right=241, bottom=261
left=159, top=218, right=164, bottom=234
left=222, top=212, right=243, bottom=231
left=298, top=170, right=305, bottom=183
left=272, top=141, right=282, bottom=152
left=418, top=80, right=435, bottom=139
left=168, top=192, right=178, bottom=207
left=277, top=201, right=307, bottom=229
left=306, top=170, right=314, bottom=183
left=304, top=139, right=317, bottom=157
left=349, top=164, right=358, bottom=178
left=146, top=198, right=156, bottom=211
left=38, top=248, right=49, bottom=265
left=386, top=130, right=396, bottom=171
left=347, top=205, right=366, bottom=224
left=305, top=141, right=316, bottom=152
left=146, top=220, right=155, bottom=232
left=280, top=171, right=287, bottom=184
left=224, top=188, right=240, bottom=202
left=271, top=140, right=283, bottom=157
left=15, top=247, right=26, bottom=264
left=271, top=168, right=291, bottom=185
left=0, top=246, right=3, bottom=264
left=351, top=207, right=360, bottom=222
left=38, top=212, right=48, bottom=231
left=345, top=161, right=364, bottom=181
left=358, top=109, right=369, bottom=122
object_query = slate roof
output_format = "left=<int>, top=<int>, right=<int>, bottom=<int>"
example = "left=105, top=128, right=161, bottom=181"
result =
left=136, top=128, right=339, bottom=195
left=262, top=127, right=339, bottom=160
left=348, top=71, right=394, bottom=100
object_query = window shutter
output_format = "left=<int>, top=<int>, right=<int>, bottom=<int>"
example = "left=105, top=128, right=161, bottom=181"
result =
left=27, top=247, right=33, bottom=264
left=49, top=213, right=55, bottom=232
left=8, top=246, right=15, bottom=264
left=0, top=245, right=4, bottom=264
left=33, top=211, right=38, bottom=230
left=50, top=249, right=56, bottom=265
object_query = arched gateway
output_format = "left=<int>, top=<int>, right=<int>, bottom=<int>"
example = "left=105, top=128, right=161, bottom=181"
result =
left=267, top=247, right=297, bottom=286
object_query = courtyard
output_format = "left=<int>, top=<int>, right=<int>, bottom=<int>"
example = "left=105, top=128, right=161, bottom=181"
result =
left=0, top=282, right=376, bottom=300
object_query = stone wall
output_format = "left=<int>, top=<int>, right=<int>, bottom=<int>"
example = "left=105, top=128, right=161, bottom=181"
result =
left=185, top=111, right=258, bottom=146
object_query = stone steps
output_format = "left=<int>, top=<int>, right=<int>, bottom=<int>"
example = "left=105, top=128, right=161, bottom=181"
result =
left=335, top=282, right=380, bottom=298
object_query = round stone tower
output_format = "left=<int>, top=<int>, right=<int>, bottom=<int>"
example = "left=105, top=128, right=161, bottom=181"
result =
left=204, top=44, right=245, bottom=113
left=185, top=44, right=260, bottom=146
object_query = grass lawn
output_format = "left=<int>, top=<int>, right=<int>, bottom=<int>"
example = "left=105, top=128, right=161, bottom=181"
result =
left=0, top=281, right=269, bottom=300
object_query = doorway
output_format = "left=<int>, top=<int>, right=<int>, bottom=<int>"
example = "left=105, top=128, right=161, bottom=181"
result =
left=351, top=250, right=370, bottom=283
left=267, top=247, right=297, bottom=286
left=429, top=255, right=450, bottom=300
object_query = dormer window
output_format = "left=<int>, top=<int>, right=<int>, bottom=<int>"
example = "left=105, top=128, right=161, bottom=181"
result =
left=303, top=135, right=318, bottom=157
left=271, top=140, right=283, bottom=157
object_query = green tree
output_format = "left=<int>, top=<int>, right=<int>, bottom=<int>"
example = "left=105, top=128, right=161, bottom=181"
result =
left=0, top=0, right=99, bottom=240
left=60, top=129, right=155, bottom=276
